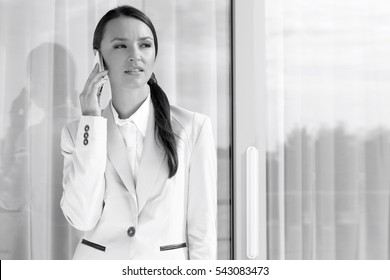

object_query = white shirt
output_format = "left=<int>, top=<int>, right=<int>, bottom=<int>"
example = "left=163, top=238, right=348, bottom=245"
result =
left=111, top=94, right=150, bottom=185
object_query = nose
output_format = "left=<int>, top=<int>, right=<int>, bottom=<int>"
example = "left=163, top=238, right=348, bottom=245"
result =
left=128, top=57, right=140, bottom=62
left=128, top=47, right=141, bottom=63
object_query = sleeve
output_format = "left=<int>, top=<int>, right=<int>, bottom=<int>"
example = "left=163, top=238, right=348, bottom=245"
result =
left=187, top=115, right=217, bottom=259
left=60, top=116, right=107, bottom=231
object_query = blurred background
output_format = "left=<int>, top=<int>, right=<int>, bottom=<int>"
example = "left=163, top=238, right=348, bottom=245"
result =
left=2, top=0, right=390, bottom=260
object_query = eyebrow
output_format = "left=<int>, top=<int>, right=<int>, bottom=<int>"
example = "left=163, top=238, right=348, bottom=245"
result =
left=110, top=36, right=153, bottom=43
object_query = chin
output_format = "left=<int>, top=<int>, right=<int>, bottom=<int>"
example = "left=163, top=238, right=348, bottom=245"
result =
left=123, top=76, right=148, bottom=87
left=123, top=82, right=148, bottom=90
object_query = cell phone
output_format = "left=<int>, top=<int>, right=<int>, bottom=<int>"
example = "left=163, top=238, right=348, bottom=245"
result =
left=93, top=50, right=106, bottom=96
left=94, top=50, right=105, bottom=71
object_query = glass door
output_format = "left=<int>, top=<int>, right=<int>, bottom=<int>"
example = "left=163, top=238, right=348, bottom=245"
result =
left=233, top=0, right=390, bottom=260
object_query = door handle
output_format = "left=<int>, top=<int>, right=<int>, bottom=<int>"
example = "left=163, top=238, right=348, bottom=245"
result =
left=246, top=147, right=259, bottom=259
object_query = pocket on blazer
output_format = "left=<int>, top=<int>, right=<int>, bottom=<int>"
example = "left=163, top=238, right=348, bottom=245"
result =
left=160, top=242, right=187, bottom=251
left=81, top=239, right=106, bottom=252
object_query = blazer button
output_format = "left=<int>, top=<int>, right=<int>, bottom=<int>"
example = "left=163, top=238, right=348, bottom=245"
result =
left=84, top=132, right=89, bottom=139
left=83, top=139, right=89, bottom=145
left=84, top=125, right=90, bottom=131
left=127, top=226, right=136, bottom=237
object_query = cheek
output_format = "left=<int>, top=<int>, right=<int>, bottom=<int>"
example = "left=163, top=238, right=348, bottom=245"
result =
left=143, top=48, right=156, bottom=69
left=145, top=56, right=156, bottom=70
left=103, top=53, right=123, bottom=70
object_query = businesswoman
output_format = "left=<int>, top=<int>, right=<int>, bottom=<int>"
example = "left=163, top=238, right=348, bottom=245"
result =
left=60, top=5, right=217, bottom=260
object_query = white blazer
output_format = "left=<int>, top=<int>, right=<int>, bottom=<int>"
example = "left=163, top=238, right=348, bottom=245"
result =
left=60, top=101, right=217, bottom=260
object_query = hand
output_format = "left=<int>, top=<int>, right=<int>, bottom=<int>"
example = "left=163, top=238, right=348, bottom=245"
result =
left=79, top=63, right=109, bottom=116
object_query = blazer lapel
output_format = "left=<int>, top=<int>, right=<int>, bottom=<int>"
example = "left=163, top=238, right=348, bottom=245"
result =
left=136, top=103, right=167, bottom=214
left=102, top=103, right=137, bottom=198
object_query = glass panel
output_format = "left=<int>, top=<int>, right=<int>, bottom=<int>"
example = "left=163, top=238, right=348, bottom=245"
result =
left=266, top=0, right=390, bottom=259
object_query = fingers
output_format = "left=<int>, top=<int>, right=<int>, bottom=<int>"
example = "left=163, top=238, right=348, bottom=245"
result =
left=90, top=76, right=109, bottom=97
left=87, top=65, right=108, bottom=87
left=85, top=63, right=99, bottom=85
left=79, top=64, right=109, bottom=116
left=92, top=68, right=108, bottom=84
left=84, top=68, right=108, bottom=97
left=85, top=64, right=108, bottom=87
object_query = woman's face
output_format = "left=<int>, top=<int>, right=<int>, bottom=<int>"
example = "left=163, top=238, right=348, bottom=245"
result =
left=100, top=16, right=156, bottom=90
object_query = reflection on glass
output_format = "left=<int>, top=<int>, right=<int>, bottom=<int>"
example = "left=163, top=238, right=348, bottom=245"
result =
left=266, top=0, right=390, bottom=259
left=0, top=0, right=231, bottom=259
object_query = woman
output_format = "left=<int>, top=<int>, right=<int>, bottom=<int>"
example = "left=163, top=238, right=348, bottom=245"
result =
left=60, top=5, right=217, bottom=260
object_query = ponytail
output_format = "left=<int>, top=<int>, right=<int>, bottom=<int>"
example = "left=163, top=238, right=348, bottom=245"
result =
left=148, top=73, right=178, bottom=178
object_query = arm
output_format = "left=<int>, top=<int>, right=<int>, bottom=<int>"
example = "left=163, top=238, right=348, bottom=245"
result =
left=60, top=116, right=107, bottom=231
left=187, top=115, right=217, bottom=259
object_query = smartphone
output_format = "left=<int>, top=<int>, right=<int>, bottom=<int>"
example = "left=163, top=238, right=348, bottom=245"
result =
left=94, top=50, right=105, bottom=71
left=93, top=50, right=110, bottom=107
left=93, top=50, right=106, bottom=95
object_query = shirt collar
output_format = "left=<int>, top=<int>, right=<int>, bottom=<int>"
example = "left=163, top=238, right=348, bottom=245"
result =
left=111, top=94, right=150, bottom=137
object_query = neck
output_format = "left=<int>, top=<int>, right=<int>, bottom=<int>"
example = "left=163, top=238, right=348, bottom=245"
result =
left=111, top=84, right=150, bottom=119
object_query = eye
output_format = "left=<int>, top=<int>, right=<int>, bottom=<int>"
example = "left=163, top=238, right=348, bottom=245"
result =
left=114, top=44, right=126, bottom=49
left=140, top=43, right=152, bottom=48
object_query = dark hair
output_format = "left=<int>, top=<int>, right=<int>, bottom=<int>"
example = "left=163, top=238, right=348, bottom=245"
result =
left=93, top=5, right=178, bottom=178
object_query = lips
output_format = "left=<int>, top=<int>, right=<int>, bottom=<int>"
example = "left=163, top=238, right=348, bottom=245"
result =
left=124, top=66, right=144, bottom=74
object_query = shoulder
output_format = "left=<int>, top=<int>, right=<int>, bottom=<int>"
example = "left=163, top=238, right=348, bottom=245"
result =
left=170, top=105, right=210, bottom=135
left=170, top=105, right=211, bottom=148
left=171, top=104, right=209, bottom=125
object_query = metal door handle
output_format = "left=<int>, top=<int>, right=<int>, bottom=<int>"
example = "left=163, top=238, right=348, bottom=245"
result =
left=246, top=147, right=259, bottom=259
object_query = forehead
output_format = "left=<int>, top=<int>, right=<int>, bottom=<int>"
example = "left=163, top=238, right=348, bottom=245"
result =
left=102, top=16, right=153, bottom=41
